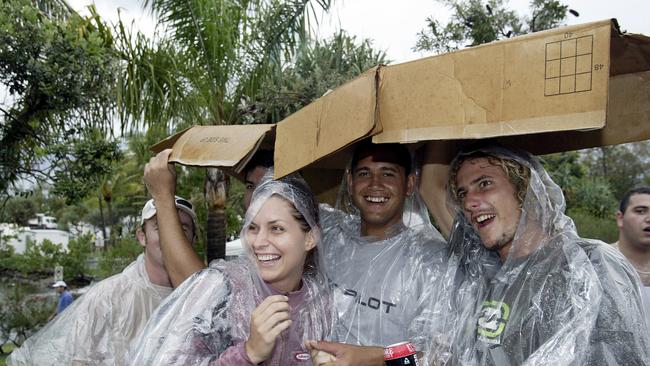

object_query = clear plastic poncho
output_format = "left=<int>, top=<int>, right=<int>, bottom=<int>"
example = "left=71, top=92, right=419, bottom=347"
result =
left=319, top=163, right=457, bottom=364
left=126, top=173, right=332, bottom=365
left=7, top=253, right=173, bottom=366
left=445, top=145, right=650, bottom=366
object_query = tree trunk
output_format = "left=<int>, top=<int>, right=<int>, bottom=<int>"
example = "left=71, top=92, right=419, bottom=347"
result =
left=600, top=147, right=609, bottom=177
left=205, top=168, right=229, bottom=263
left=97, top=194, right=108, bottom=251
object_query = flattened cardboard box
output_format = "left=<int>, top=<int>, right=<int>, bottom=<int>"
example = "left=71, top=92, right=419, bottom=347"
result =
left=274, top=19, right=650, bottom=177
left=150, top=124, right=275, bottom=180
left=274, top=67, right=380, bottom=178
left=150, top=124, right=343, bottom=204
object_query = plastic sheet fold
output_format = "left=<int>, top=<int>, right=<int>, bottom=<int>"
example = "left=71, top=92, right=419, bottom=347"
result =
left=320, top=168, right=456, bottom=365
left=8, top=254, right=172, bottom=366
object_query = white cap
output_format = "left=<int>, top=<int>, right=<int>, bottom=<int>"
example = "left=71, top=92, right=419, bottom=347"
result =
left=52, top=280, right=67, bottom=288
left=141, top=196, right=198, bottom=230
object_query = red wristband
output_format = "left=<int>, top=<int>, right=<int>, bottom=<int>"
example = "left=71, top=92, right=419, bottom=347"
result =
left=383, top=341, right=417, bottom=361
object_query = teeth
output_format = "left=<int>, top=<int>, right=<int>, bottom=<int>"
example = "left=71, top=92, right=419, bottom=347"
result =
left=257, top=254, right=280, bottom=261
left=476, top=214, right=495, bottom=223
left=365, top=196, right=388, bottom=203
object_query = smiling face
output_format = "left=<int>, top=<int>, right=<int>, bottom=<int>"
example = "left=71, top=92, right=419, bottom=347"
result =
left=617, top=193, right=650, bottom=252
left=455, top=157, right=522, bottom=260
left=246, top=195, right=315, bottom=293
left=347, top=154, right=414, bottom=239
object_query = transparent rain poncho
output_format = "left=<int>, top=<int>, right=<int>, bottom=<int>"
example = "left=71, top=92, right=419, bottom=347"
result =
left=444, top=144, right=650, bottom=365
left=8, top=253, right=173, bottom=366
left=126, top=173, right=332, bottom=365
left=319, top=162, right=456, bottom=364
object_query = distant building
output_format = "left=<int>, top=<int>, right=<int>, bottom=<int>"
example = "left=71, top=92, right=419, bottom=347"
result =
left=0, top=225, right=70, bottom=254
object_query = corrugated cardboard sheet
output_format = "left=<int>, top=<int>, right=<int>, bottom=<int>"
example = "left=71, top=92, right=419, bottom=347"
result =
left=150, top=124, right=275, bottom=180
left=273, top=19, right=650, bottom=177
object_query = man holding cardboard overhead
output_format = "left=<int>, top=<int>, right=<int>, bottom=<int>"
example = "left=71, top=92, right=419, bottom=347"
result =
left=143, top=148, right=274, bottom=287
left=421, top=142, right=650, bottom=365
left=8, top=196, right=197, bottom=366
left=307, top=140, right=454, bottom=365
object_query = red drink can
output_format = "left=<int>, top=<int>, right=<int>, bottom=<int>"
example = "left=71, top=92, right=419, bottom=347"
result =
left=384, top=341, right=419, bottom=366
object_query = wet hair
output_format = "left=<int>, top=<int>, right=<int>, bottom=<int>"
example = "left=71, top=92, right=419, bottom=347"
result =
left=244, top=149, right=274, bottom=179
left=253, top=174, right=321, bottom=274
left=271, top=176, right=320, bottom=233
left=449, top=150, right=531, bottom=206
left=350, top=140, right=412, bottom=177
left=619, top=186, right=650, bottom=213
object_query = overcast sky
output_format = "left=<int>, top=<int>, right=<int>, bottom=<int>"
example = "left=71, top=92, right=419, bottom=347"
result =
left=67, top=0, right=650, bottom=63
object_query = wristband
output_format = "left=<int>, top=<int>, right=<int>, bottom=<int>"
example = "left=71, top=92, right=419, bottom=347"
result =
left=384, top=341, right=418, bottom=365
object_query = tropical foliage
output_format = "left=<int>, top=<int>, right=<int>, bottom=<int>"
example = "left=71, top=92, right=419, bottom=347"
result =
left=0, top=0, right=119, bottom=201
left=415, top=0, right=575, bottom=53
left=0, top=285, right=53, bottom=351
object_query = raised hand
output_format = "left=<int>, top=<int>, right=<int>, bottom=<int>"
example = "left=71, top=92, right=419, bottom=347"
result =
left=245, top=295, right=292, bottom=364
left=143, top=149, right=176, bottom=201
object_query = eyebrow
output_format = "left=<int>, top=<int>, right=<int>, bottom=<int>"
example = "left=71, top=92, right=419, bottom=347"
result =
left=353, top=165, right=400, bottom=173
left=469, top=174, right=492, bottom=186
left=456, top=174, right=492, bottom=195
left=380, top=166, right=399, bottom=172
left=251, top=219, right=283, bottom=226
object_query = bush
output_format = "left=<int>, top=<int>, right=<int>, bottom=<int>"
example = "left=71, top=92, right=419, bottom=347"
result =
left=568, top=208, right=618, bottom=243
left=0, top=285, right=53, bottom=350
left=0, top=236, right=94, bottom=282
left=0, top=239, right=64, bottom=276
left=569, top=177, right=617, bottom=219
left=59, top=234, right=93, bottom=280
left=94, top=236, right=142, bottom=279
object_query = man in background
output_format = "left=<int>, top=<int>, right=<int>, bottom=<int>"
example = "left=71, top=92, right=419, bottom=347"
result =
left=615, top=186, right=650, bottom=327
left=52, top=280, right=73, bottom=316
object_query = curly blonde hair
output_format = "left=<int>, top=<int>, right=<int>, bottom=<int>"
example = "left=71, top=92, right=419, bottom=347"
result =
left=448, top=152, right=531, bottom=206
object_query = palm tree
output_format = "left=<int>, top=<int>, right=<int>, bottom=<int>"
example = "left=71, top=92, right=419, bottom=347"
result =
left=115, top=0, right=332, bottom=261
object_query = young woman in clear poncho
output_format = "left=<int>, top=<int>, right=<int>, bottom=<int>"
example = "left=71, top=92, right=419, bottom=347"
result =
left=126, top=173, right=332, bottom=365
left=438, top=143, right=650, bottom=365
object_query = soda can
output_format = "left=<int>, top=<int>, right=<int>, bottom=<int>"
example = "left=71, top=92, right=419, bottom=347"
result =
left=384, top=341, right=419, bottom=366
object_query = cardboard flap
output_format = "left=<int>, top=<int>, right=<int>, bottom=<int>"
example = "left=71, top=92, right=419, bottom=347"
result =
left=610, top=28, right=650, bottom=76
left=373, top=19, right=615, bottom=144
left=151, top=127, right=191, bottom=153
left=274, top=67, right=380, bottom=178
left=150, top=124, right=275, bottom=175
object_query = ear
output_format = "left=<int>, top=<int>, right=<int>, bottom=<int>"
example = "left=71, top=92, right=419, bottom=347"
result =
left=136, top=226, right=147, bottom=249
left=304, top=230, right=318, bottom=251
left=406, top=173, right=416, bottom=196
left=615, top=211, right=624, bottom=229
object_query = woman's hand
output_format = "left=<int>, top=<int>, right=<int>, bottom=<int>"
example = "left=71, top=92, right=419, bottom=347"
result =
left=245, top=295, right=292, bottom=364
